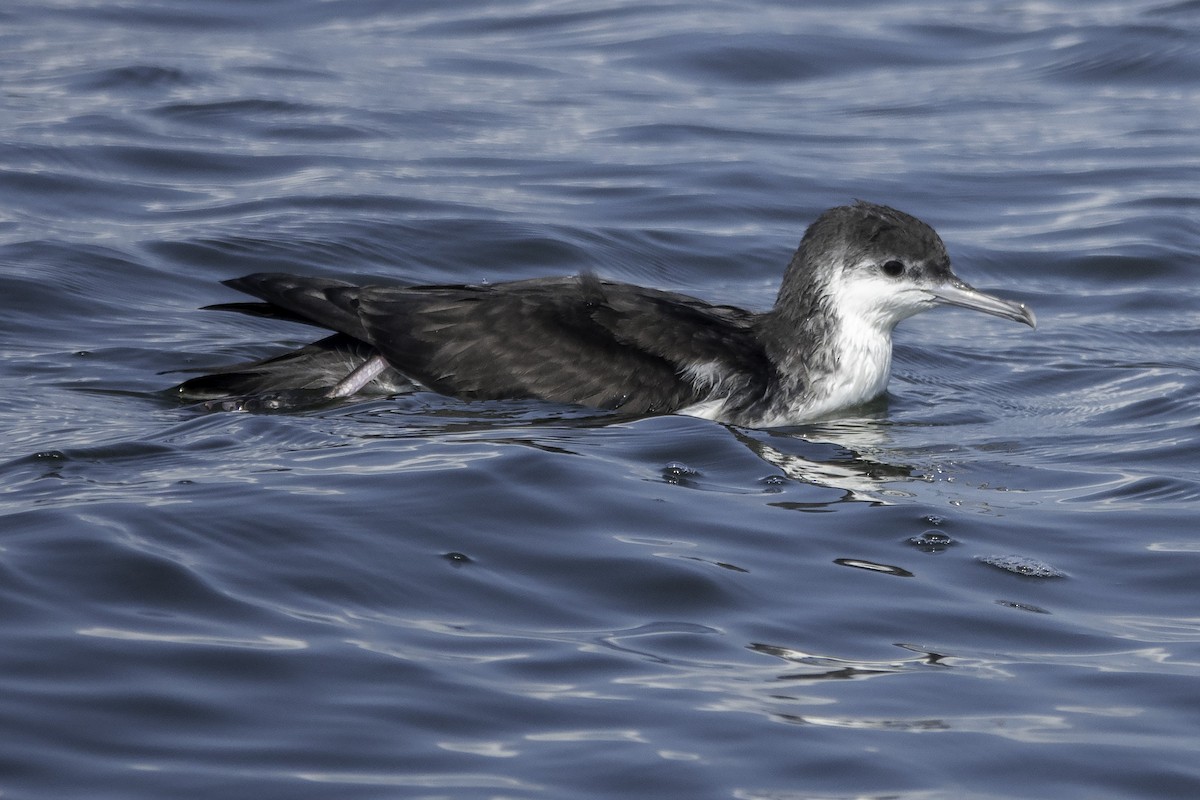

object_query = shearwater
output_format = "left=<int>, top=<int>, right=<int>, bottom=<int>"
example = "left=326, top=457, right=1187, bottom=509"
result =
left=173, top=201, right=1035, bottom=426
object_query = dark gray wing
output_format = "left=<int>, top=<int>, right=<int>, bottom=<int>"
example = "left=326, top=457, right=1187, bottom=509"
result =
left=205, top=272, right=770, bottom=415
left=354, top=274, right=769, bottom=414
left=580, top=277, right=776, bottom=414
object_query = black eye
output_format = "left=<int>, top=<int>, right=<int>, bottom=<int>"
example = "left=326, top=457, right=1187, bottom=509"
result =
left=881, top=260, right=905, bottom=277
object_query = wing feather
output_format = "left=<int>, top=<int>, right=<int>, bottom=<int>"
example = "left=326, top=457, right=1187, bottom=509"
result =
left=205, top=272, right=771, bottom=415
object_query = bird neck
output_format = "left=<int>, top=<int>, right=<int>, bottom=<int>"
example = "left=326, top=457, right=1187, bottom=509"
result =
left=758, top=284, right=895, bottom=420
left=808, top=308, right=895, bottom=417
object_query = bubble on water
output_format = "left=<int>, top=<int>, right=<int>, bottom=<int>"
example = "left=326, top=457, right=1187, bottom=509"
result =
left=979, top=554, right=1065, bottom=578
left=758, top=474, right=787, bottom=493
left=906, top=530, right=956, bottom=552
left=661, top=462, right=700, bottom=485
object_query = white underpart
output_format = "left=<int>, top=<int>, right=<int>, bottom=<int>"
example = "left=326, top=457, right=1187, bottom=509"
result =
left=792, top=270, right=932, bottom=421
left=677, top=360, right=732, bottom=420
left=678, top=397, right=729, bottom=421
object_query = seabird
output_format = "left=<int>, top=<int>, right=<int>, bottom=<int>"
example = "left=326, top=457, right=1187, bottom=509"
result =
left=173, top=201, right=1035, bottom=426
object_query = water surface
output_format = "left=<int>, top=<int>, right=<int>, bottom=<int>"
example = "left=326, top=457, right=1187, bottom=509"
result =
left=2, top=1, right=1199, bottom=798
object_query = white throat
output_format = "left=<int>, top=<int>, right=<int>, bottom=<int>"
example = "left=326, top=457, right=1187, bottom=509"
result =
left=803, top=314, right=893, bottom=418
left=798, top=273, right=910, bottom=419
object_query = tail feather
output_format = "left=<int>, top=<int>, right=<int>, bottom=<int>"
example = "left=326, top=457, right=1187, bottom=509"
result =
left=221, top=273, right=371, bottom=340
left=200, top=301, right=320, bottom=327
left=171, top=334, right=410, bottom=402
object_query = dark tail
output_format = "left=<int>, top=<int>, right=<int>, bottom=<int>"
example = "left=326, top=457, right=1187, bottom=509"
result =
left=171, top=334, right=409, bottom=405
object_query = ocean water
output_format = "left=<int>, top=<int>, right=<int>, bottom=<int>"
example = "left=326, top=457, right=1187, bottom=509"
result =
left=2, top=1, right=1199, bottom=798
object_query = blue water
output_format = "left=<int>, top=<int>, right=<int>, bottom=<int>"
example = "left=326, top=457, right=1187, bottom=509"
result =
left=3, top=1, right=1200, bottom=798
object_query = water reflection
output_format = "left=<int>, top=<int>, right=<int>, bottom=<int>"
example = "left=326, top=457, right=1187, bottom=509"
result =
left=749, top=641, right=947, bottom=682
left=729, top=425, right=913, bottom=505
